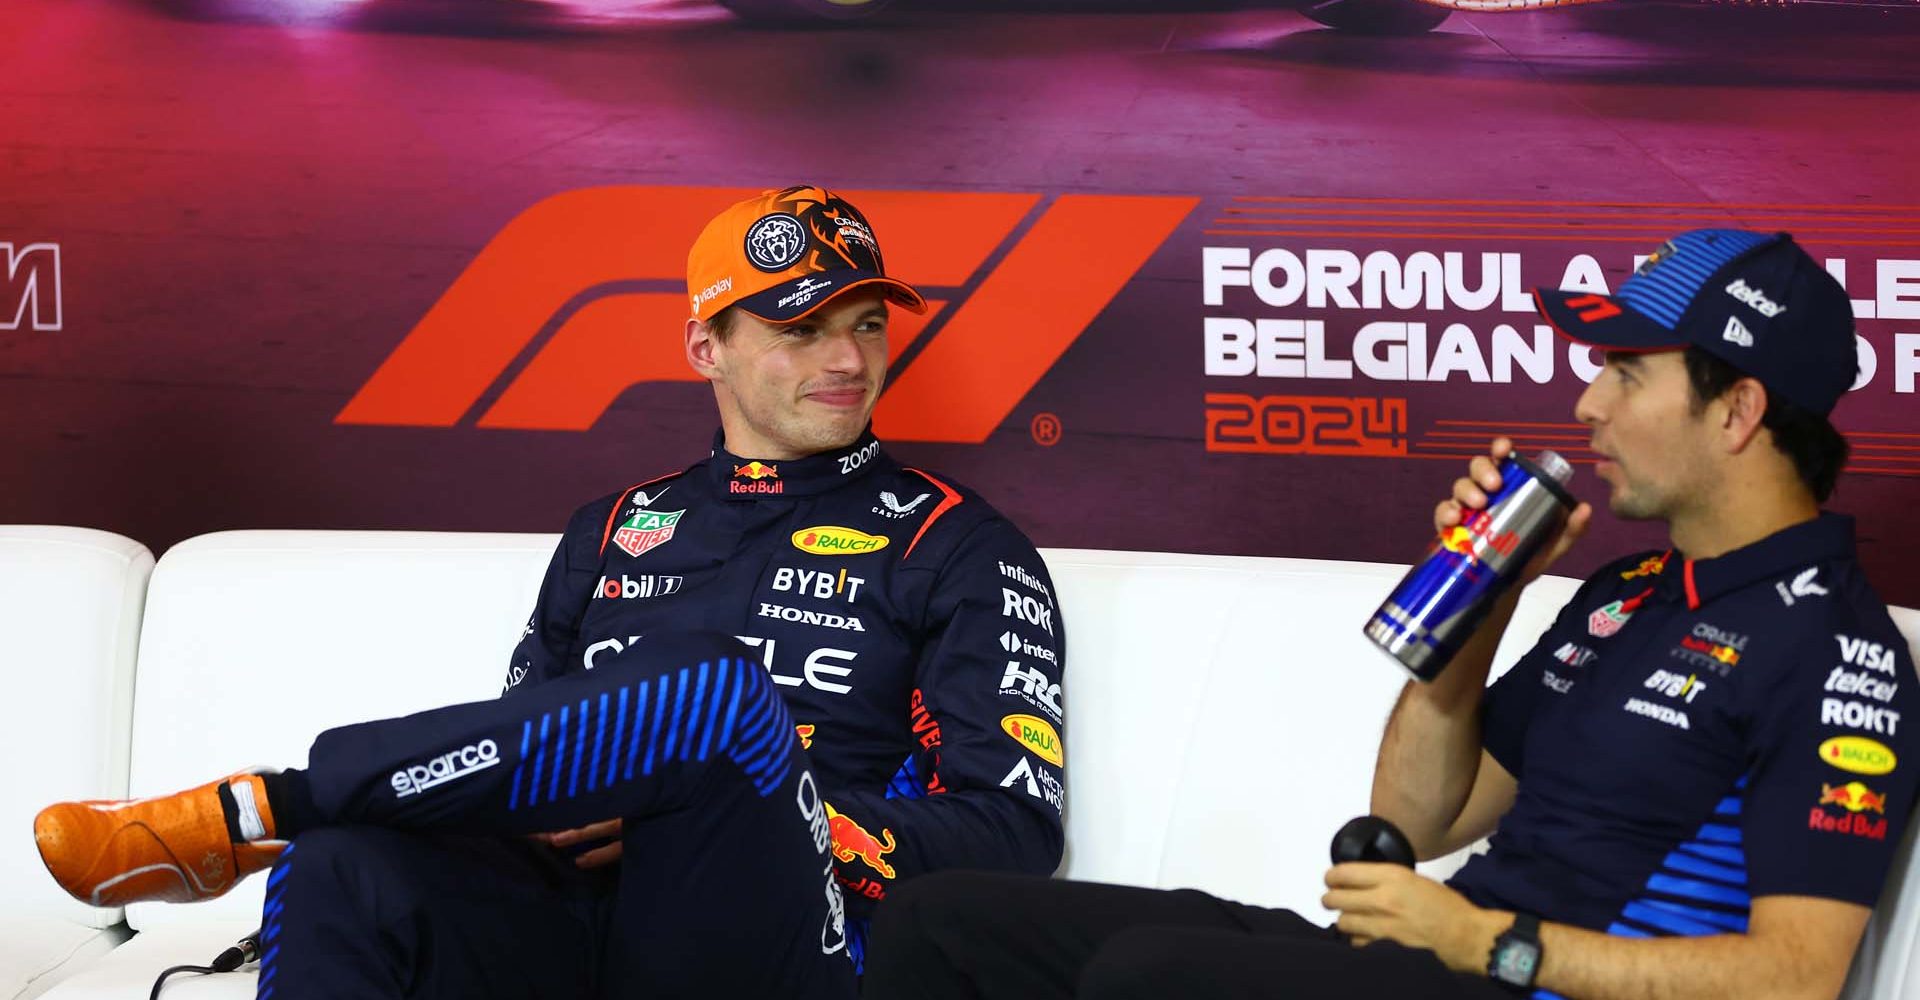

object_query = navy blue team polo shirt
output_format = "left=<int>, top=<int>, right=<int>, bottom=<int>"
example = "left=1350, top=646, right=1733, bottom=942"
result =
left=1447, top=513, right=1917, bottom=939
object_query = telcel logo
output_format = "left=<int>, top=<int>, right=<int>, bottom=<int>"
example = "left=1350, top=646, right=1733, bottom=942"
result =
left=792, top=526, right=889, bottom=556
left=391, top=739, right=501, bottom=798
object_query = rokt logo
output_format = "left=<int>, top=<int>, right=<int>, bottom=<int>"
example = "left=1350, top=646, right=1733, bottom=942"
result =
left=333, top=188, right=1195, bottom=440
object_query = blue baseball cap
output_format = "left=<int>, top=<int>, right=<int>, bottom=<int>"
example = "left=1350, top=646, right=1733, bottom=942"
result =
left=1534, top=229, right=1857, bottom=416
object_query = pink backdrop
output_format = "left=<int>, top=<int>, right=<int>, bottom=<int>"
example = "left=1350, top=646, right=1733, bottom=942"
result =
left=3, top=0, right=1916, bottom=602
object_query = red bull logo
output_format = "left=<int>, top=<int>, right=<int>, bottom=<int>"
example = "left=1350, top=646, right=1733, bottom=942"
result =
left=1620, top=554, right=1669, bottom=580
left=1819, top=781, right=1888, bottom=814
left=1434, top=510, right=1518, bottom=563
left=1679, top=636, right=1741, bottom=668
left=731, top=462, right=784, bottom=495
left=795, top=724, right=815, bottom=750
left=825, top=803, right=897, bottom=879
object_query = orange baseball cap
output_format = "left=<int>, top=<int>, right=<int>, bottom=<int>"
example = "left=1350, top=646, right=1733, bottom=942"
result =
left=687, top=186, right=928, bottom=324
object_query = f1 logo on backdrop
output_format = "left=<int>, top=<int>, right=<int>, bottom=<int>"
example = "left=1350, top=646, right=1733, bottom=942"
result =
left=336, top=188, right=1196, bottom=442
left=2, top=243, right=62, bottom=332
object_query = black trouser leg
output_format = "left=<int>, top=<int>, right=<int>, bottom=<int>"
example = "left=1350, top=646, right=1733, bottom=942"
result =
left=254, top=831, right=603, bottom=1000
left=865, top=871, right=1510, bottom=1000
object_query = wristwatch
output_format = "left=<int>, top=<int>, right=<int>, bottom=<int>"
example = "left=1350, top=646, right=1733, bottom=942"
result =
left=1487, top=912, right=1542, bottom=992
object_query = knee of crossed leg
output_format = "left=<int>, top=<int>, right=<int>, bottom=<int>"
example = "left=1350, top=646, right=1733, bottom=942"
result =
left=265, top=827, right=425, bottom=924
left=1077, top=928, right=1191, bottom=1000
left=869, top=871, right=1000, bottom=960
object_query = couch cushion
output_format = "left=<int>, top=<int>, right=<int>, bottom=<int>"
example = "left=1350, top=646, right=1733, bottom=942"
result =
left=32, top=923, right=250, bottom=1000
left=0, top=527, right=151, bottom=999
left=1839, top=607, right=1920, bottom=1000
left=122, top=530, right=557, bottom=932
left=1045, top=548, right=1578, bottom=915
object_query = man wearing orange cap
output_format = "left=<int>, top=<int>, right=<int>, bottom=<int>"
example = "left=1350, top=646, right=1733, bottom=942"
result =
left=34, top=187, right=1067, bottom=999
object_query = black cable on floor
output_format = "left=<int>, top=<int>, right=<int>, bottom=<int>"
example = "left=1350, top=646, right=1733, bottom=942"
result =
left=150, top=963, right=218, bottom=1000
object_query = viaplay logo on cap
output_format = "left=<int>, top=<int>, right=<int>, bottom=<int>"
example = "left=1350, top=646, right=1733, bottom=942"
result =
left=746, top=213, right=809, bottom=273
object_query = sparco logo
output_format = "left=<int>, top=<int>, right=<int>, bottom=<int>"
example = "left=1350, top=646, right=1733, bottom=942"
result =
left=390, top=739, right=501, bottom=798
left=759, top=603, right=866, bottom=632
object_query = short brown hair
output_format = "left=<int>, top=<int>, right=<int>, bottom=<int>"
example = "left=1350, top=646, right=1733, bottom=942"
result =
left=1684, top=346, right=1849, bottom=502
left=704, top=305, right=740, bottom=343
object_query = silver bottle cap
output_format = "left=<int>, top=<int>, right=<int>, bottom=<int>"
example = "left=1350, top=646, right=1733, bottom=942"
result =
left=1534, top=450, right=1573, bottom=486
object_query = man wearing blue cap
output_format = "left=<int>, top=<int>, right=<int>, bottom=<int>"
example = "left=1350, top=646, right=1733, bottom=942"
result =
left=864, top=230, right=1916, bottom=1000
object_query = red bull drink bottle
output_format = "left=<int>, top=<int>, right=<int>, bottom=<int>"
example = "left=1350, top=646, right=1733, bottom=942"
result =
left=1365, top=451, right=1576, bottom=681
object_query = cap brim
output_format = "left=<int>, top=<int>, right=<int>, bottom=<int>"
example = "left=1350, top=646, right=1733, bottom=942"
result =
left=1533, top=288, right=1686, bottom=353
left=735, top=272, right=928, bottom=324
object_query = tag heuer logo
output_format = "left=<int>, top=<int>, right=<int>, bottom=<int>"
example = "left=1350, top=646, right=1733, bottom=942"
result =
left=1588, top=600, right=1632, bottom=638
left=612, top=509, right=685, bottom=558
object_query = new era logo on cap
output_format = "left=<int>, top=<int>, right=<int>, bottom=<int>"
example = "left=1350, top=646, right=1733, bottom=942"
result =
left=1531, top=228, right=1856, bottom=415
left=686, top=185, right=927, bottom=324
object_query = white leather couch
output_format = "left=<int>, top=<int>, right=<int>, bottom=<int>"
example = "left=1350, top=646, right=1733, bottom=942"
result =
left=0, top=528, right=150, bottom=1000
left=18, top=531, right=1920, bottom=998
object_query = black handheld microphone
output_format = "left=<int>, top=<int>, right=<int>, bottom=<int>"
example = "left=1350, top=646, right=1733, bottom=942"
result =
left=1330, top=815, right=1417, bottom=868
left=210, top=928, right=263, bottom=973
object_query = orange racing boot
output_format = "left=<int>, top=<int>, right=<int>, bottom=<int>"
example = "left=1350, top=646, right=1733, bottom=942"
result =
left=34, top=771, right=286, bottom=907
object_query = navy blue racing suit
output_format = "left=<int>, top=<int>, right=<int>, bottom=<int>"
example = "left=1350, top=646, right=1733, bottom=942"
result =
left=255, top=430, right=1066, bottom=999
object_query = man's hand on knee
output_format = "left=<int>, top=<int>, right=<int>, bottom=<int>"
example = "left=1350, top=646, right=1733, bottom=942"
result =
left=1322, top=862, right=1506, bottom=973
left=537, top=819, right=625, bottom=869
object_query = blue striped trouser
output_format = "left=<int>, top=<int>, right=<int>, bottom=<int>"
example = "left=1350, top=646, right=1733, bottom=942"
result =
left=255, top=631, right=855, bottom=1000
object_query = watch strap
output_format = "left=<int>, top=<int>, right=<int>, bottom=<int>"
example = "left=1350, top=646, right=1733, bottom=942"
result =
left=1488, top=912, right=1543, bottom=991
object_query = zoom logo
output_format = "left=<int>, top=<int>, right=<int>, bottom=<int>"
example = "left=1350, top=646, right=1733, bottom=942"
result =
left=390, top=739, right=501, bottom=798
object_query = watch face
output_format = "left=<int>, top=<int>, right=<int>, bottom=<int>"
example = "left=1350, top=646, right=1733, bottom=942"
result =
left=1495, top=941, right=1541, bottom=985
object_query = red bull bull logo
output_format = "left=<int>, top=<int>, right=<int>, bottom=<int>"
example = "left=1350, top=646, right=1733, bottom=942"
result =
left=1810, top=781, right=1892, bottom=840
left=795, top=724, right=816, bottom=750
left=1819, top=781, right=1888, bottom=814
left=731, top=462, right=784, bottom=495
left=1621, top=554, right=1670, bottom=580
left=825, top=803, right=897, bottom=879
left=1433, top=510, right=1519, bottom=563
left=1679, top=636, right=1741, bottom=668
